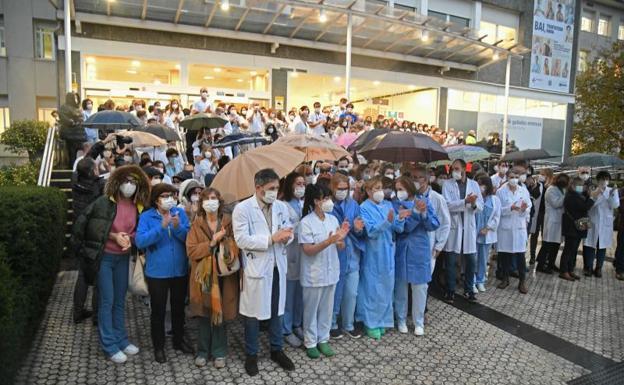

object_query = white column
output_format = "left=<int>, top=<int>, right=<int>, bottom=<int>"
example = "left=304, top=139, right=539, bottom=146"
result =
left=64, top=0, right=72, bottom=93
left=417, top=0, right=428, bottom=16
left=345, top=13, right=352, bottom=101
left=472, top=1, right=482, bottom=31
left=502, top=54, right=511, bottom=156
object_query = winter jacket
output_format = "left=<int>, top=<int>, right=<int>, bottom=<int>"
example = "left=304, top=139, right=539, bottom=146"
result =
left=562, top=190, right=594, bottom=239
left=71, top=177, right=105, bottom=218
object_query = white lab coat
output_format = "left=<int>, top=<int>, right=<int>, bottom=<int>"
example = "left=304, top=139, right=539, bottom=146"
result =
left=442, top=178, right=484, bottom=255
left=490, top=173, right=507, bottom=190
left=542, top=186, right=565, bottom=243
left=529, top=182, right=544, bottom=234
left=423, top=187, right=451, bottom=275
left=584, top=187, right=620, bottom=249
left=480, top=195, right=501, bottom=245
left=233, top=195, right=293, bottom=320
left=496, top=184, right=532, bottom=253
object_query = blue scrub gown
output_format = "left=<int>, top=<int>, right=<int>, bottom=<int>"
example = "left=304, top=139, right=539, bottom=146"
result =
left=356, top=199, right=404, bottom=329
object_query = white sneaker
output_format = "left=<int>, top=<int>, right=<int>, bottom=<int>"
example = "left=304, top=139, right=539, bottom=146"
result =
left=398, top=322, right=408, bottom=334
left=284, top=333, right=302, bottom=347
left=194, top=356, right=207, bottom=367
left=477, top=283, right=486, bottom=292
left=472, top=285, right=479, bottom=294
left=213, top=357, right=226, bottom=369
left=414, top=326, right=424, bottom=336
left=123, top=344, right=139, bottom=356
left=110, top=351, right=128, bottom=364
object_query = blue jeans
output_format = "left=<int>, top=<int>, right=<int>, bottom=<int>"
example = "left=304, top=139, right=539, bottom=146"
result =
left=244, top=268, right=283, bottom=356
left=446, top=252, right=476, bottom=295
left=302, top=285, right=336, bottom=348
left=332, top=270, right=359, bottom=331
left=97, top=252, right=130, bottom=357
left=475, top=243, right=491, bottom=285
left=615, top=231, right=624, bottom=274
left=394, top=278, right=428, bottom=328
left=282, top=279, right=303, bottom=335
left=583, top=245, right=606, bottom=271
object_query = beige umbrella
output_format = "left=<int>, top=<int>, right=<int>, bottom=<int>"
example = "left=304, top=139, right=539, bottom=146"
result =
left=275, top=133, right=350, bottom=161
left=211, top=144, right=305, bottom=204
left=116, top=130, right=167, bottom=147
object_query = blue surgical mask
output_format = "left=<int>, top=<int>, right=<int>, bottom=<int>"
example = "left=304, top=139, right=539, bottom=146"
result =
left=575, top=185, right=584, bottom=194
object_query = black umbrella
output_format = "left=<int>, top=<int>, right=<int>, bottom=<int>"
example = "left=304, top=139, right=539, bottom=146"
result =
left=360, top=132, right=449, bottom=163
left=212, top=133, right=269, bottom=148
left=180, top=113, right=227, bottom=132
left=136, top=123, right=181, bottom=141
left=82, top=110, right=142, bottom=130
left=348, top=128, right=390, bottom=151
left=501, top=148, right=551, bottom=162
left=562, top=152, right=624, bottom=168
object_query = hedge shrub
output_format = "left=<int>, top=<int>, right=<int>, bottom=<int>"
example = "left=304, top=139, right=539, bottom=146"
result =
left=0, top=161, right=40, bottom=187
left=0, top=187, right=66, bottom=384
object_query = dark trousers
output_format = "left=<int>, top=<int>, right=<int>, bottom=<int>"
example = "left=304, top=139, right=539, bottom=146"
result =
left=73, top=266, right=98, bottom=315
left=66, top=139, right=83, bottom=168
left=615, top=231, right=624, bottom=274
left=499, top=252, right=526, bottom=282
left=244, top=267, right=283, bottom=356
left=583, top=244, right=606, bottom=271
left=146, top=275, right=188, bottom=349
left=560, top=237, right=582, bottom=274
left=529, top=220, right=543, bottom=259
left=536, top=241, right=560, bottom=269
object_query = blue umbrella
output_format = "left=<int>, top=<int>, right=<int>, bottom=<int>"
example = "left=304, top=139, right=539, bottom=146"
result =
left=212, top=133, right=269, bottom=148
left=82, top=110, right=142, bottom=131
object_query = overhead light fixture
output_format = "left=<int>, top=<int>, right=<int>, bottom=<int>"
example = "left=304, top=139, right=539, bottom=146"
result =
left=421, top=30, right=429, bottom=42
left=250, top=71, right=257, bottom=76
left=126, top=69, right=137, bottom=74
left=153, top=79, right=161, bottom=85
left=333, top=76, right=341, bottom=82
left=373, top=81, right=380, bottom=86
left=174, top=64, right=181, bottom=70
left=319, top=9, right=327, bottom=23
left=493, top=51, right=500, bottom=61
left=203, top=75, right=214, bottom=80
left=214, top=67, right=222, bottom=72
left=408, top=84, right=416, bottom=89
left=220, top=0, right=229, bottom=11
left=86, top=56, right=96, bottom=64
left=236, top=78, right=243, bottom=83
left=290, top=71, right=299, bottom=78
left=131, top=60, right=141, bottom=67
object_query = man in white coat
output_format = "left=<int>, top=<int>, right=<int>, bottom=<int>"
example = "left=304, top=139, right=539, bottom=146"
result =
left=536, top=173, right=569, bottom=274
left=490, top=161, right=509, bottom=190
left=232, top=169, right=296, bottom=377
left=442, top=159, right=483, bottom=303
left=496, top=167, right=532, bottom=294
left=582, top=170, right=620, bottom=277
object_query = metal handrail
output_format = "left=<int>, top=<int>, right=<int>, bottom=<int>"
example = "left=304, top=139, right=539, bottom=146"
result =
left=37, top=124, right=58, bottom=187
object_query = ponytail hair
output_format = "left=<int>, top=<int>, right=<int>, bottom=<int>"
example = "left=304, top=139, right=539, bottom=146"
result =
left=302, top=183, right=331, bottom=217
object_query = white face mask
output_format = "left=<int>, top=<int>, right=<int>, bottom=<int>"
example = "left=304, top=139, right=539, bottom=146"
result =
left=452, top=170, right=463, bottom=181
left=538, top=175, right=546, bottom=183
left=480, top=185, right=486, bottom=194
left=519, top=174, right=527, bottom=183
left=204, top=152, right=212, bottom=159
left=160, top=197, right=176, bottom=211
left=372, top=190, right=385, bottom=203
left=294, top=186, right=305, bottom=199
left=396, top=190, right=409, bottom=201
left=262, top=189, right=277, bottom=204
left=190, top=194, right=200, bottom=203
left=120, top=182, right=136, bottom=198
left=201, top=92, right=208, bottom=98
left=202, top=199, right=219, bottom=213
left=335, top=189, right=348, bottom=201
left=321, top=199, right=334, bottom=213
left=508, top=178, right=519, bottom=187
left=151, top=178, right=162, bottom=186
left=123, top=156, right=133, bottom=163
left=384, top=173, right=395, bottom=179
left=171, top=104, right=178, bottom=109
left=429, top=175, right=436, bottom=184
left=103, top=150, right=112, bottom=159
left=579, top=173, right=590, bottom=181
left=305, top=175, right=315, bottom=185
left=268, top=128, right=275, bottom=134
left=499, top=167, right=508, bottom=175
left=414, top=181, right=421, bottom=191
left=86, top=104, right=93, bottom=111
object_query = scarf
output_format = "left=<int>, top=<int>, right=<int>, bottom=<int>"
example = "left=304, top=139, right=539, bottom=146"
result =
left=193, top=220, right=223, bottom=325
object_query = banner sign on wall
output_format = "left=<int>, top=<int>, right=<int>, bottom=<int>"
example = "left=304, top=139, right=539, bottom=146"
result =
left=529, top=0, right=575, bottom=92
left=477, top=112, right=543, bottom=150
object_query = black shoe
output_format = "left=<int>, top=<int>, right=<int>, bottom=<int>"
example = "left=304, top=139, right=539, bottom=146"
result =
left=593, top=268, right=602, bottom=278
left=92, top=316, right=98, bottom=326
left=270, top=350, right=295, bottom=371
left=552, top=265, right=560, bottom=272
left=166, top=329, right=173, bottom=336
left=245, top=355, right=259, bottom=376
left=543, top=267, right=554, bottom=274
left=73, top=309, right=93, bottom=324
left=260, top=320, right=270, bottom=332
left=154, top=349, right=167, bottom=363
left=529, top=257, right=536, bottom=265
left=535, top=265, right=547, bottom=273
left=510, top=271, right=520, bottom=278
left=443, top=292, right=454, bottom=304
left=173, top=340, right=195, bottom=355
left=330, top=328, right=344, bottom=339
left=464, top=292, right=477, bottom=303
left=583, top=268, right=592, bottom=277
left=346, top=328, right=363, bottom=339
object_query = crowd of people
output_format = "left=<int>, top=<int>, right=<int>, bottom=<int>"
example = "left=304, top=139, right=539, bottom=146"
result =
left=69, top=91, right=624, bottom=377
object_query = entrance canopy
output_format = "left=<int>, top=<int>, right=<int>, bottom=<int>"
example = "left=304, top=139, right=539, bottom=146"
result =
left=68, top=0, right=529, bottom=72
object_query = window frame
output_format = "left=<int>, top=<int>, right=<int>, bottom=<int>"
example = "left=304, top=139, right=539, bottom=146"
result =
left=580, top=10, right=594, bottom=33
left=34, top=26, right=56, bottom=61
left=619, top=23, right=624, bottom=41
left=597, top=15, right=611, bottom=37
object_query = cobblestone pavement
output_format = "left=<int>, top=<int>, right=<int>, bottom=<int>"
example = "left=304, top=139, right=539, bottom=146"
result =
left=15, top=270, right=591, bottom=385
left=478, top=257, right=624, bottom=362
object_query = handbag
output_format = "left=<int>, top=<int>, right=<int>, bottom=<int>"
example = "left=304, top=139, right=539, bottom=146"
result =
left=214, top=239, right=240, bottom=277
left=566, top=211, right=591, bottom=232
left=128, top=252, right=149, bottom=296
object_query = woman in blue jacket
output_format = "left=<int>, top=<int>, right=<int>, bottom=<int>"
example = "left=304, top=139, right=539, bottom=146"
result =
left=136, top=183, right=193, bottom=364
left=357, top=176, right=407, bottom=340
left=392, top=176, right=439, bottom=336
left=329, top=173, right=366, bottom=339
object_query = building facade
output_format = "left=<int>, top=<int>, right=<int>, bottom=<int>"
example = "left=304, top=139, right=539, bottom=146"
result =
left=0, top=0, right=588, bottom=159
left=577, top=0, right=624, bottom=72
